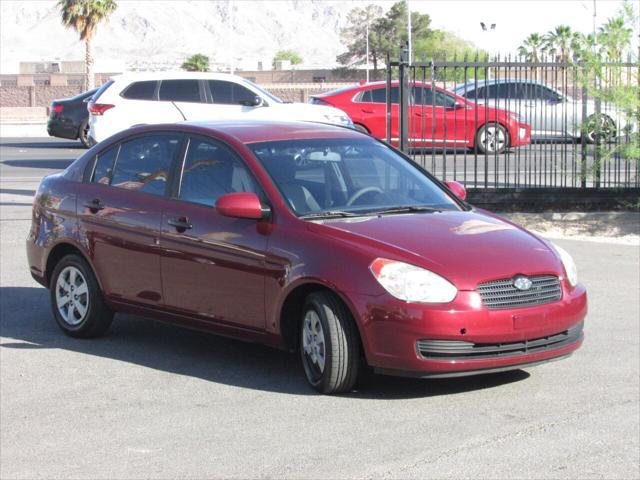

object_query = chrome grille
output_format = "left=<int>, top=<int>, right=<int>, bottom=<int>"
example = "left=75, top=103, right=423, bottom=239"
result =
left=477, top=274, right=562, bottom=309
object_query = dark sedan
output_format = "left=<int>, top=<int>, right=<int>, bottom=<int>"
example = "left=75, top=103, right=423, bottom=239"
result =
left=47, top=88, right=97, bottom=147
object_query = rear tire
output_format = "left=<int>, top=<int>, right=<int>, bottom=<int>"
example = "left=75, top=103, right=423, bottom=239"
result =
left=50, top=254, right=113, bottom=338
left=476, top=123, right=509, bottom=154
left=78, top=118, right=91, bottom=148
left=583, top=114, right=616, bottom=144
left=300, top=292, right=360, bottom=394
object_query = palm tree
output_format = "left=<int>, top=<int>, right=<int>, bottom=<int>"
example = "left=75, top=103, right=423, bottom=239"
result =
left=181, top=54, right=210, bottom=72
left=571, top=33, right=598, bottom=62
left=598, top=16, right=632, bottom=61
left=58, top=0, right=117, bottom=90
left=543, top=25, right=575, bottom=63
left=517, top=33, right=544, bottom=62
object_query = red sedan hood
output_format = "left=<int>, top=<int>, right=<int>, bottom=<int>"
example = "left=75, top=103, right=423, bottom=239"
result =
left=314, top=210, right=562, bottom=290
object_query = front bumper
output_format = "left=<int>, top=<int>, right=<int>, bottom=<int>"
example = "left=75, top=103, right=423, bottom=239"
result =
left=511, top=122, right=531, bottom=147
left=349, top=282, right=587, bottom=377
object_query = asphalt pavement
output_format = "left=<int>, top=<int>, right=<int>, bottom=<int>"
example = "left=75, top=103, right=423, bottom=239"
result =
left=1, top=137, right=639, bottom=479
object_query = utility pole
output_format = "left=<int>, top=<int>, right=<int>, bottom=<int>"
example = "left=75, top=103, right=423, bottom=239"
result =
left=229, top=2, right=234, bottom=75
left=406, top=0, right=412, bottom=64
left=366, top=21, right=370, bottom=83
left=592, top=0, right=596, bottom=40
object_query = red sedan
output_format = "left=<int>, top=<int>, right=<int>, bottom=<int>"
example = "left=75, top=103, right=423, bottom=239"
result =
left=310, top=81, right=531, bottom=154
left=27, top=120, right=584, bottom=394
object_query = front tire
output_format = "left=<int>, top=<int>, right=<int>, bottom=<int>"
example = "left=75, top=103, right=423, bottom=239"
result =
left=50, top=254, right=113, bottom=338
left=476, top=123, right=509, bottom=154
left=300, top=292, right=360, bottom=394
left=78, top=118, right=91, bottom=148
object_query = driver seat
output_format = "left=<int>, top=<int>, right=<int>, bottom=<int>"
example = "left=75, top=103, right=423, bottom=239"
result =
left=266, top=156, right=321, bottom=214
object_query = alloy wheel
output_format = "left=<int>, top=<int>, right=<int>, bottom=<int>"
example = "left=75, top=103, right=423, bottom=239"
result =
left=480, top=125, right=506, bottom=154
left=302, top=309, right=326, bottom=378
left=55, top=266, right=89, bottom=326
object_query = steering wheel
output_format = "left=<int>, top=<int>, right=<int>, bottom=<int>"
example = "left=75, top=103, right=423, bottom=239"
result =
left=346, top=186, right=384, bottom=206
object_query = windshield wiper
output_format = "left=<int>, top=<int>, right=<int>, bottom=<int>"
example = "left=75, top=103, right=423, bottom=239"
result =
left=365, top=205, right=442, bottom=216
left=299, top=210, right=360, bottom=219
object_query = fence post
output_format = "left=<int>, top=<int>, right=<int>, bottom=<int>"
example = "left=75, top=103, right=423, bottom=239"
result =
left=398, top=42, right=410, bottom=152
left=386, top=52, right=392, bottom=144
left=594, top=87, right=601, bottom=188
left=580, top=83, right=588, bottom=188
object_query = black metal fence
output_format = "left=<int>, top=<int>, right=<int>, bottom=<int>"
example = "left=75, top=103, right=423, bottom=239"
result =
left=385, top=46, right=639, bottom=194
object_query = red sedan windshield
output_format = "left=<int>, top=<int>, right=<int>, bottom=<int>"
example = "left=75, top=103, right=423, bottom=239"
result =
left=250, top=138, right=461, bottom=217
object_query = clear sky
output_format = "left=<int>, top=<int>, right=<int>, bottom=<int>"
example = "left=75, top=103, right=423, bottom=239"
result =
left=407, top=0, right=638, bottom=55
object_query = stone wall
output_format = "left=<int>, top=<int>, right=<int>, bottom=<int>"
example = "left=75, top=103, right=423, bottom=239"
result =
left=0, top=84, right=349, bottom=107
left=267, top=84, right=351, bottom=103
left=1, top=86, right=84, bottom=107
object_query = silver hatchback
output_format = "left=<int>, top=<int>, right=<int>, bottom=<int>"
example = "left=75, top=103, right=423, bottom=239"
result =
left=453, top=79, right=632, bottom=143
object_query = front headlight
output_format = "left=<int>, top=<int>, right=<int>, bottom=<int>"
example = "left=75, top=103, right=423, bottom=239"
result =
left=323, top=114, right=353, bottom=127
left=551, top=243, right=578, bottom=287
left=369, top=258, right=458, bottom=303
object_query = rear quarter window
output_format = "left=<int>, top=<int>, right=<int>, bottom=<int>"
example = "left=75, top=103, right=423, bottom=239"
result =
left=90, top=146, right=119, bottom=184
left=121, top=81, right=157, bottom=100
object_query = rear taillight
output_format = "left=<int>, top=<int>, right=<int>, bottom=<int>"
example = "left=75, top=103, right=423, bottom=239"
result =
left=88, top=103, right=114, bottom=115
left=51, top=104, right=64, bottom=113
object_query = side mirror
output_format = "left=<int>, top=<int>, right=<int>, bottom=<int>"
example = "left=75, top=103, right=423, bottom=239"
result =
left=241, top=95, right=263, bottom=107
left=216, top=192, right=270, bottom=220
left=445, top=181, right=467, bottom=201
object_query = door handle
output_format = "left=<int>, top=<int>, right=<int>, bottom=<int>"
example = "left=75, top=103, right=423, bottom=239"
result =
left=167, top=217, right=192, bottom=231
left=361, top=108, right=375, bottom=114
left=83, top=199, right=104, bottom=212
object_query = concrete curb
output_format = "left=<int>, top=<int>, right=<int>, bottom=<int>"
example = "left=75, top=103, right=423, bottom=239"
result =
left=503, top=212, right=640, bottom=245
left=0, top=123, right=48, bottom=137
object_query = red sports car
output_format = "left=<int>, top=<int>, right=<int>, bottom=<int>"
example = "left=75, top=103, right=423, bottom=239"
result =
left=27, top=120, right=584, bottom=394
left=310, top=81, right=531, bottom=154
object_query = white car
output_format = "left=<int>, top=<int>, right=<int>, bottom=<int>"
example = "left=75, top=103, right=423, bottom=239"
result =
left=88, top=72, right=353, bottom=144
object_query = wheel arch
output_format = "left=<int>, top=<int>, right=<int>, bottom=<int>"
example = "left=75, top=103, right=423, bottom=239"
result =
left=45, top=241, right=101, bottom=290
left=278, top=280, right=365, bottom=355
left=474, top=120, right=511, bottom=149
left=353, top=122, right=371, bottom=134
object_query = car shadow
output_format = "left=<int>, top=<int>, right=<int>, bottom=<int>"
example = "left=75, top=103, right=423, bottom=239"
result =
left=1, top=159, right=73, bottom=170
left=0, top=188, right=36, bottom=197
left=0, top=141, right=84, bottom=150
left=0, top=286, right=530, bottom=399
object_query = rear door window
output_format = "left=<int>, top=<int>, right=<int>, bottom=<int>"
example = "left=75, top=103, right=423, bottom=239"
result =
left=208, top=80, right=256, bottom=105
left=159, top=80, right=202, bottom=103
left=121, top=81, right=157, bottom=100
left=178, top=137, right=258, bottom=206
left=110, top=134, right=182, bottom=196
left=413, top=87, right=457, bottom=107
left=369, top=87, right=399, bottom=104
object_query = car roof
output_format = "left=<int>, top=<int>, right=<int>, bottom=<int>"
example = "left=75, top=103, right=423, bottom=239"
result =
left=315, top=80, right=439, bottom=97
left=131, top=120, right=366, bottom=144
left=109, top=71, right=252, bottom=83
left=452, top=78, right=549, bottom=91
